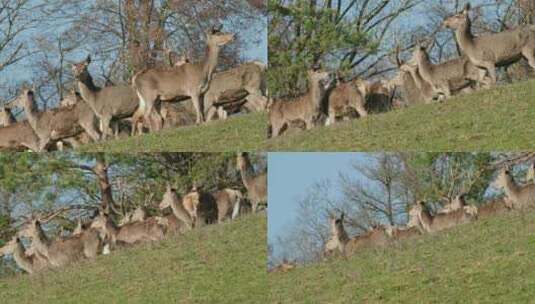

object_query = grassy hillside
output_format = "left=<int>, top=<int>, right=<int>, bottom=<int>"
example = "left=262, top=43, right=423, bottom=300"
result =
left=0, top=214, right=267, bottom=304
left=80, top=113, right=268, bottom=152
left=269, top=210, right=535, bottom=303
left=80, top=79, right=535, bottom=152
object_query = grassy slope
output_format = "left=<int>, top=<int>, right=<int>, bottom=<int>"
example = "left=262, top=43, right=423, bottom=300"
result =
left=0, top=214, right=266, bottom=304
left=81, top=79, right=535, bottom=152
left=80, top=113, right=268, bottom=152
left=269, top=211, right=535, bottom=303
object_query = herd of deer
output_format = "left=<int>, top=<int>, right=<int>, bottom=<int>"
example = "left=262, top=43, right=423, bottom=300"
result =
left=0, top=152, right=267, bottom=274
left=268, top=3, right=535, bottom=137
left=322, top=165, right=535, bottom=259
left=0, top=27, right=268, bottom=151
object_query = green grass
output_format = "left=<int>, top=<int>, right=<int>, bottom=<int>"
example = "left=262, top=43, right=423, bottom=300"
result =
left=269, top=210, right=535, bottom=303
left=0, top=214, right=267, bottom=304
left=81, top=79, right=535, bottom=152
left=80, top=113, right=268, bottom=152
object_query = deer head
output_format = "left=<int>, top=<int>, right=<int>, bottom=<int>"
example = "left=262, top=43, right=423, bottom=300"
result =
left=71, top=55, right=92, bottom=81
left=443, top=3, right=471, bottom=30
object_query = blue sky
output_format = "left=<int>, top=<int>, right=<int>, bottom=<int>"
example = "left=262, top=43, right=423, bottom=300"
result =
left=268, top=153, right=371, bottom=246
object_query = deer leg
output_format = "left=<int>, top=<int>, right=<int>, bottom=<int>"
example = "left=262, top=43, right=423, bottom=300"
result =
left=191, top=94, right=205, bottom=124
left=481, top=62, right=497, bottom=84
left=522, top=47, right=535, bottom=72
left=38, top=137, right=50, bottom=152
left=80, top=118, right=101, bottom=142
left=231, top=198, right=241, bottom=219
left=206, top=106, right=218, bottom=121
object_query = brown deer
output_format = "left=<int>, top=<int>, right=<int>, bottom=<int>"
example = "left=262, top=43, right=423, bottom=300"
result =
left=492, top=167, right=535, bottom=209
left=0, top=121, right=41, bottom=151
left=268, top=68, right=333, bottom=137
left=158, top=184, right=194, bottom=231
left=17, top=219, right=103, bottom=268
left=324, top=213, right=390, bottom=257
left=0, top=236, right=48, bottom=274
left=133, top=27, right=235, bottom=130
left=412, top=44, right=488, bottom=98
left=181, top=186, right=219, bottom=227
left=415, top=200, right=477, bottom=233
left=72, top=56, right=139, bottom=139
left=325, top=78, right=368, bottom=126
left=203, top=61, right=267, bottom=120
left=443, top=3, right=535, bottom=84
left=211, top=188, right=244, bottom=223
left=11, top=86, right=101, bottom=151
left=89, top=211, right=166, bottom=249
left=237, top=152, right=267, bottom=212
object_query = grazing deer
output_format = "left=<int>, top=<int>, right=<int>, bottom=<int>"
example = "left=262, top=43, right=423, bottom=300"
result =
left=203, top=61, right=267, bottom=120
left=268, top=68, right=333, bottom=137
left=237, top=152, right=267, bottom=212
left=11, top=87, right=101, bottom=151
left=492, top=167, right=535, bottom=209
left=181, top=186, right=219, bottom=227
left=133, top=27, right=235, bottom=130
left=325, top=78, right=368, bottom=126
left=415, top=200, right=477, bottom=233
left=412, top=45, right=487, bottom=98
left=0, top=236, right=48, bottom=274
left=90, top=212, right=166, bottom=249
left=17, top=219, right=103, bottom=267
left=211, top=188, right=244, bottom=222
left=158, top=184, right=194, bottom=231
left=443, top=3, right=535, bottom=84
left=0, top=106, right=16, bottom=127
left=72, top=56, right=139, bottom=139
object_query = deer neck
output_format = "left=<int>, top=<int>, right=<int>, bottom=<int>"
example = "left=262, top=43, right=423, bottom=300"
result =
left=502, top=177, right=521, bottom=200
left=31, top=225, right=51, bottom=259
left=77, top=74, right=100, bottom=108
left=309, top=79, right=326, bottom=111
left=201, top=43, right=221, bottom=89
left=12, top=242, right=35, bottom=274
left=418, top=208, right=433, bottom=231
left=455, top=20, right=476, bottom=53
left=416, top=53, right=435, bottom=79
left=408, top=68, right=424, bottom=89
left=239, top=162, right=256, bottom=190
left=21, top=99, right=39, bottom=130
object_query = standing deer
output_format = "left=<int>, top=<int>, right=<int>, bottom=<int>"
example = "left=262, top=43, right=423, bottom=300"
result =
left=11, top=86, right=101, bottom=151
left=268, top=68, right=333, bottom=137
left=0, top=236, right=48, bottom=274
left=72, top=56, right=139, bottom=139
left=181, top=186, right=219, bottom=227
left=17, top=219, right=103, bottom=268
left=158, top=184, right=194, bottom=231
left=133, top=27, right=235, bottom=130
left=415, top=200, right=477, bottom=233
left=412, top=45, right=487, bottom=98
left=211, top=188, right=244, bottom=222
left=237, top=152, right=267, bottom=213
left=492, top=167, right=535, bottom=209
left=325, top=78, right=368, bottom=126
left=443, top=3, right=535, bottom=84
